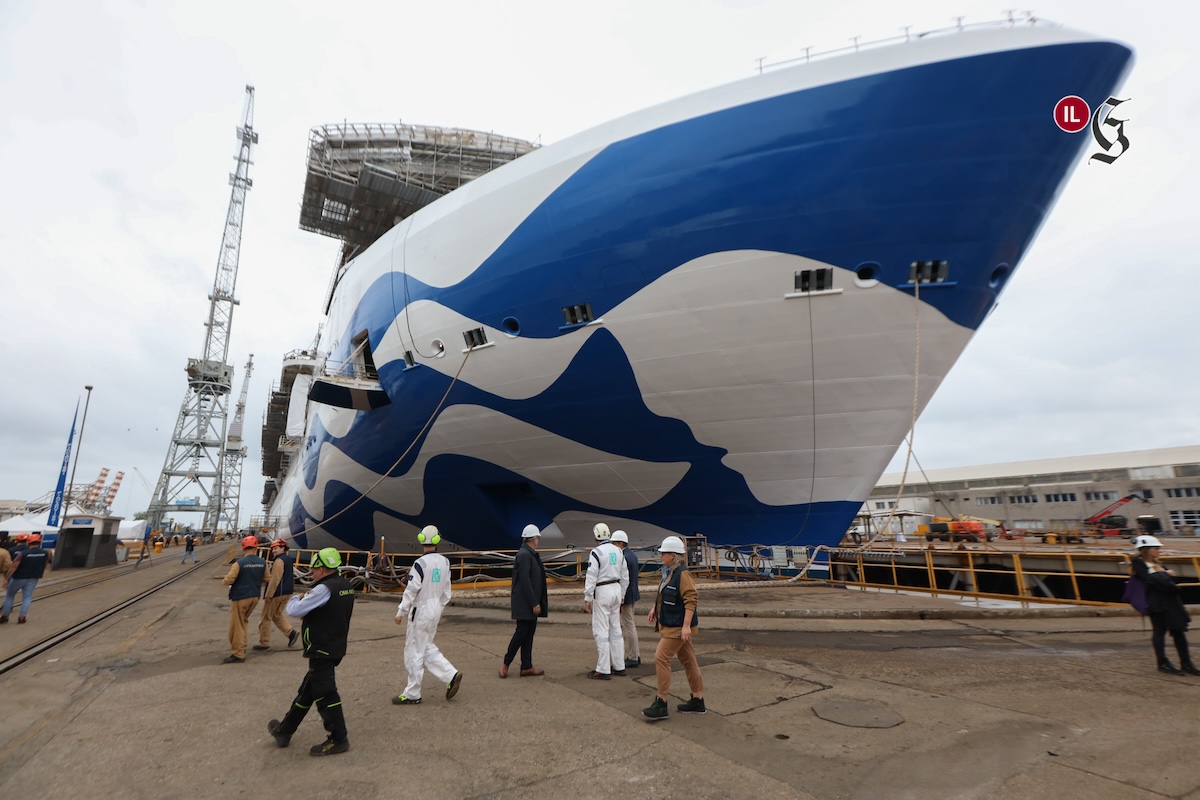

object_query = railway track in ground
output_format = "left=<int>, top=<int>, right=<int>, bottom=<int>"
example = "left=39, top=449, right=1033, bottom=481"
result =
left=0, top=550, right=226, bottom=677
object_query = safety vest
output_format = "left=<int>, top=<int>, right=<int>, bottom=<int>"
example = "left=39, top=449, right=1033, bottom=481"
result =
left=302, top=574, right=355, bottom=660
left=657, top=565, right=699, bottom=629
left=12, top=547, right=48, bottom=580
left=228, top=554, right=266, bottom=601
left=268, top=553, right=294, bottom=598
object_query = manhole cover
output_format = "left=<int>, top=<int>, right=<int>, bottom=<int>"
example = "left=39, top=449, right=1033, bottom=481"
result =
left=812, top=700, right=903, bottom=728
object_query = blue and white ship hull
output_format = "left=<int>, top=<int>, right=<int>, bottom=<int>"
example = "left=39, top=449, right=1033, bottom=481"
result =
left=272, top=23, right=1132, bottom=552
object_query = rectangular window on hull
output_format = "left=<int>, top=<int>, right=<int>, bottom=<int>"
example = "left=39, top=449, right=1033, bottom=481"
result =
left=463, top=327, right=489, bottom=348
left=562, top=302, right=594, bottom=326
left=794, top=269, right=833, bottom=293
left=908, top=260, right=949, bottom=284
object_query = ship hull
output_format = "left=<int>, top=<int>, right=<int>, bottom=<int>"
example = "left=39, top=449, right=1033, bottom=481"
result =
left=271, top=25, right=1132, bottom=552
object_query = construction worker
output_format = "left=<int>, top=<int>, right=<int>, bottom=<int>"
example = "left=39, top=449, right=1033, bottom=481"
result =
left=500, top=524, right=548, bottom=678
left=643, top=535, right=705, bottom=720
left=268, top=547, right=355, bottom=757
left=2, top=533, right=52, bottom=624
left=610, top=530, right=642, bottom=668
left=583, top=523, right=629, bottom=679
left=221, top=536, right=266, bottom=663
left=392, top=525, right=463, bottom=705
left=0, top=539, right=12, bottom=579
left=255, top=539, right=299, bottom=651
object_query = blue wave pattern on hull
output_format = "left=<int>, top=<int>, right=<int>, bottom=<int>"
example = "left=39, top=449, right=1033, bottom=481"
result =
left=297, top=41, right=1131, bottom=550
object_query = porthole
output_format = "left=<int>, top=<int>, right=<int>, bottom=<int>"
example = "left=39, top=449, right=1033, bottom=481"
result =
left=430, top=338, right=446, bottom=358
left=502, top=316, right=520, bottom=337
left=989, top=263, right=1010, bottom=289
left=854, top=261, right=881, bottom=288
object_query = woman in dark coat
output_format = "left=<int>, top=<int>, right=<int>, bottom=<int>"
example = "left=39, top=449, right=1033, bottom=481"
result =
left=1131, top=535, right=1198, bottom=675
left=500, top=524, right=549, bottom=678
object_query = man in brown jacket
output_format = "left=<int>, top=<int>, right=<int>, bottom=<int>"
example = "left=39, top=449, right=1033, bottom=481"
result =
left=255, top=538, right=299, bottom=651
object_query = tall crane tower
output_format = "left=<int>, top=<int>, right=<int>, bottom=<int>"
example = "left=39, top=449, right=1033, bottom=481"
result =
left=220, top=354, right=254, bottom=533
left=147, top=86, right=258, bottom=535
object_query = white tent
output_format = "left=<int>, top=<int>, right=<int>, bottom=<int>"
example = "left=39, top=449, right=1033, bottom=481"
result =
left=0, top=504, right=89, bottom=534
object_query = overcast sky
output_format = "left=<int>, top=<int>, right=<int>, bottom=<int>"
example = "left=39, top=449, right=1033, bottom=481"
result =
left=1, top=0, right=1195, bottom=522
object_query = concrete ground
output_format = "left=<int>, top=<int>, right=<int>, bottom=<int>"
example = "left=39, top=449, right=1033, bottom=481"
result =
left=1, top=561, right=1197, bottom=800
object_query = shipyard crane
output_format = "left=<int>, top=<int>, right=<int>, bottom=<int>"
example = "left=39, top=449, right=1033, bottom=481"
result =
left=219, top=355, right=254, bottom=534
left=146, top=86, right=258, bottom=535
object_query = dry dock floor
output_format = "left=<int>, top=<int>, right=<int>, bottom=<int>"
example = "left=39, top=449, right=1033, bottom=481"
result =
left=1, top=552, right=1197, bottom=799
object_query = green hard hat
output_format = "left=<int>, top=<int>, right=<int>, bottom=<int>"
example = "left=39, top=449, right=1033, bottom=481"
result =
left=310, top=547, right=342, bottom=569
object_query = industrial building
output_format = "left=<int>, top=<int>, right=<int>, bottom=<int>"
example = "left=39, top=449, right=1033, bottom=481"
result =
left=867, top=445, right=1200, bottom=535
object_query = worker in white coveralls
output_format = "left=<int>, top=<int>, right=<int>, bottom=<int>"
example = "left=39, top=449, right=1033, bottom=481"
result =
left=584, top=523, right=629, bottom=679
left=392, top=525, right=463, bottom=705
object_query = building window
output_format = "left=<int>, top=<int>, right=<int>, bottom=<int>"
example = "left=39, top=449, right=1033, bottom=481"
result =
left=1085, top=491, right=1118, bottom=502
left=1045, top=493, right=1078, bottom=503
left=1170, top=510, right=1200, bottom=527
left=1143, top=490, right=1154, bottom=499
left=1009, top=495, right=1038, bottom=504
left=1015, top=520, right=1045, bottom=529
left=873, top=501, right=895, bottom=510
left=976, top=497, right=1001, bottom=506
left=1167, top=487, right=1200, bottom=498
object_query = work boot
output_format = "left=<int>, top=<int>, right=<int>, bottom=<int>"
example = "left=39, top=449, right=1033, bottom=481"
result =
left=519, top=667, right=544, bottom=677
left=1158, top=660, right=1184, bottom=675
left=642, top=696, right=669, bottom=721
left=223, top=655, right=245, bottom=664
left=1182, top=661, right=1200, bottom=676
left=611, top=669, right=627, bottom=677
left=309, top=736, right=350, bottom=756
left=392, top=694, right=421, bottom=705
left=18, top=616, right=26, bottom=623
left=0, top=615, right=7, bottom=624
left=498, top=662, right=510, bottom=679
left=677, top=695, right=707, bottom=714
left=252, top=645, right=271, bottom=652
left=267, top=719, right=291, bottom=748
left=288, top=629, right=299, bottom=649
left=446, top=671, right=463, bottom=700
left=624, top=657, right=641, bottom=668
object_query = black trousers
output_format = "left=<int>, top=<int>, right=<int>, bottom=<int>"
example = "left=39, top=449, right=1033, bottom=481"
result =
left=279, top=657, right=347, bottom=742
left=504, top=619, right=538, bottom=669
left=1150, top=613, right=1191, bottom=665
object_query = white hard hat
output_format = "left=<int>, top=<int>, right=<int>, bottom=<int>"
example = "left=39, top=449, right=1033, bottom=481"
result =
left=521, top=524, right=541, bottom=539
left=659, top=535, right=686, bottom=554
left=593, top=523, right=611, bottom=541
left=1134, top=535, right=1163, bottom=549
left=417, top=525, right=441, bottom=545
left=609, top=530, right=629, bottom=544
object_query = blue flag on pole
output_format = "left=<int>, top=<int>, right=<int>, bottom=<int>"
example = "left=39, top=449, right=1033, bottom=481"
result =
left=47, top=401, right=79, bottom=528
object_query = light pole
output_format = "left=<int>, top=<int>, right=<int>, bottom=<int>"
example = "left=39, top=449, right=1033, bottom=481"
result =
left=63, top=385, right=94, bottom=520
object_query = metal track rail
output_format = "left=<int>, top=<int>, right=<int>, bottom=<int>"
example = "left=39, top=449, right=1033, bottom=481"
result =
left=0, top=553, right=223, bottom=677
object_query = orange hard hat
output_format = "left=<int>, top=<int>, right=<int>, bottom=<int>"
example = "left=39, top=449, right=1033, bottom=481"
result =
left=27, top=533, right=42, bottom=544
left=270, top=538, right=288, bottom=550
left=13, top=532, right=29, bottom=541
left=241, top=535, right=259, bottom=550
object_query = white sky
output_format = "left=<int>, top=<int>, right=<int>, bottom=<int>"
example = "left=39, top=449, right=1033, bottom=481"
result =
left=1, top=0, right=1195, bottom=522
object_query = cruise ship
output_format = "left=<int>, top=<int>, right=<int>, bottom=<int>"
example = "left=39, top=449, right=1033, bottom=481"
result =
left=261, top=20, right=1132, bottom=553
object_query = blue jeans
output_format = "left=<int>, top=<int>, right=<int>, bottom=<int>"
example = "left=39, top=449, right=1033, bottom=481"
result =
left=2, top=577, right=39, bottom=617
left=181, top=550, right=196, bottom=563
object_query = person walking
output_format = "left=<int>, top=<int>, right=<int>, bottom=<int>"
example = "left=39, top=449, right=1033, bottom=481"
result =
left=255, top=539, right=299, bottom=652
left=643, top=535, right=705, bottom=721
left=1, top=533, right=52, bottom=624
left=500, top=524, right=548, bottom=678
left=268, top=547, right=356, bottom=756
left=221, top=535, right=266, bottom=663
left=1131, top=535, right=1199, bottom=675
left=611, top=530, right=642, bottom=668
left=583, top=523, right=629, bottom=679
left=392, top=525, right=463, bottom=705
left=180, top=533, right=197, bottom=564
